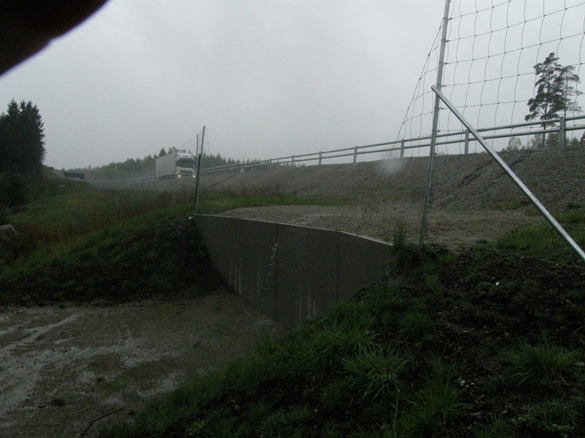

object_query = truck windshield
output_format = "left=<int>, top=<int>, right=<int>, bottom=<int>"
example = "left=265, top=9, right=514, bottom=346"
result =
left=177, top=158, right=195, bottom=168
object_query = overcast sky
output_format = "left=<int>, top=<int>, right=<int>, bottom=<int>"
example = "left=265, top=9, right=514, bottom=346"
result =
left=0, top=1, right=446, bottom=170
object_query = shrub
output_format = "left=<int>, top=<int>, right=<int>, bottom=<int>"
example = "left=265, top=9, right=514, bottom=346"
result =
left=0, top=207, right=8, bottom=225
left=0, top=173, right=30, bottom=207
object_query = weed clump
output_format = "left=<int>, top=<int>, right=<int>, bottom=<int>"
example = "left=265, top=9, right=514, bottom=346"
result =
left=500, top=341, right=582, bottom=390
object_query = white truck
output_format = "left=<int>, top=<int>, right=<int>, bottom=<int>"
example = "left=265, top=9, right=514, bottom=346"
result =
left=155, top=150, right=196, bottom=179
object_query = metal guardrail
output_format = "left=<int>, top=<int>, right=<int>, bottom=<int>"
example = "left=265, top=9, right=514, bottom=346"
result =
left=90, top=114, right=585, bottom=185
left=199, top=114, right=585, bottom=176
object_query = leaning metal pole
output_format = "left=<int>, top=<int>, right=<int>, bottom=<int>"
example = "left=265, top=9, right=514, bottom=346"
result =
left=195, top=126, right=205, bottom=214
left=420, top=0, right=451, bottom=246
left=432, top=85, right=585, bottom=263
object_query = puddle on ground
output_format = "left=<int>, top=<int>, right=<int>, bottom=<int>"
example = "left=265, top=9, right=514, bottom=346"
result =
left=0, top=290, right=280, bottom=438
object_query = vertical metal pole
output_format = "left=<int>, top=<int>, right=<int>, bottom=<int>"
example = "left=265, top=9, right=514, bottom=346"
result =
left=420, top=0, right=451, bottom=246
left=319, top=152, right=322, bottom=165
left=292, top=155, right=295, bottom=166
left=194, top=134, right=199, bottom=205
left=172, top=175, right=176, bottom=206
left=464, top=131, right=470, bottom=154
left=400, top=140, right=405, bottom=158
left=559, top=117, right=566, bottom=147
left=195, top=134, right=199, bottom=160
left=353, top=146, right=358, bottom=163
left=195, top=126, right=205, bottom=214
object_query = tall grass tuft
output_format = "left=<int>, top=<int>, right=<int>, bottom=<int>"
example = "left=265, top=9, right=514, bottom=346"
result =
left=500, top=340, right=582, bottom=390
left=399, top=381, right=462, bottom=436
left=342, top=347, right=410, bottom=405
left=476, top=416, right=514, bottom=438
left=299, top=324, right=378, bottom=380
left=531, top=398, right=580, bottom=434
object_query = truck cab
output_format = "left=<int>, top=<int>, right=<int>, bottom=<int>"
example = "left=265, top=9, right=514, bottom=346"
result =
left=176, top=154, right=196, bottom=178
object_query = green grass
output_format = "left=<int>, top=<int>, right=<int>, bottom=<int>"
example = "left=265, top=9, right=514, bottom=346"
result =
left=531, top=398, right=581, bottom=435
left=197, top=190, right=339, bottom=215
left=342, top=348, right=410, bottom=405
left=398, top=380, right=462, bottom=436
left=399, top=311, right=434, bottom=341
left=96, top=207, right=585, bottom=437
left=476, top=416, right=514, bottom=438
left=1, top=182, right=336, bottom=304
left=0, top=206, right=223, bottom=304
left=495, top=208, right=585, bottom=256
left=3, top=177, right=585, bottom=437
left=500, top=340, right=582, bottom=390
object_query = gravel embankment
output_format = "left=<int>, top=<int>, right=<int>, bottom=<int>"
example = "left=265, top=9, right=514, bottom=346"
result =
left=194, top=147, right=584, bottom=245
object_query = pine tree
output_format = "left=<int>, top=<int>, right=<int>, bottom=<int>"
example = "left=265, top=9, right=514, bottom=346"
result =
left=0, top=99, right=45, bottom=175
left=526, top=53, right=582, bottom=129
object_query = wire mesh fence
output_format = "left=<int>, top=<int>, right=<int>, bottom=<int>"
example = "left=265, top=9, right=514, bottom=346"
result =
left=86, top=0, right=585, bottom=257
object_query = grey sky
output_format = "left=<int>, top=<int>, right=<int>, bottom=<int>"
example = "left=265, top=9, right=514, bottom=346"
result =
left=0, top=1, right=445, bottom=170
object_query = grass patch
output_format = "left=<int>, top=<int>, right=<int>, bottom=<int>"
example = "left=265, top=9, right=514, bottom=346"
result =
left=96, top=210, right=585, bottom=437
left=399, top=311, right=433, bottom=341
left=476, top=416, right=514, bottom=438
left=5, top=176, right=585, bottom=437
left=0, top=206, right=223, bottom=304
left=530, top=398, right=581, bottom=435
left=342, top=347, right=410, bottom=405
left=500, top=340, right=582, bottom=390
left=398, top=381, right=462, bottom=436
left=495, top=208, right=585, bottom=257
left=197, top=190, right=339, bottom=215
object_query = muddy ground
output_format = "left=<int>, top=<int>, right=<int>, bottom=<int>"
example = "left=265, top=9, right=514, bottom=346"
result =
left=0, top=291, right=280, bottom=438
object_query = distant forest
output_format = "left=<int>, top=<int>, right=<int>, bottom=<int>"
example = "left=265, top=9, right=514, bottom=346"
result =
left=67, top=148, right=251, bottom=180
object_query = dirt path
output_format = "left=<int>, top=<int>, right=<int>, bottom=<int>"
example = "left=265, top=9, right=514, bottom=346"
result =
left=0, top=291, right=280, bottom=438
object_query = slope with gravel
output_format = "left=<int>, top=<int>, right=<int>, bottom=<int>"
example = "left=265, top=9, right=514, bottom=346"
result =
left=196, top=146, right=585, bottom=245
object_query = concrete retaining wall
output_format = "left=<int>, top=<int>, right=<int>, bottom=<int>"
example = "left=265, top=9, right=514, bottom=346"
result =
left=194, top=215, right=391, bottom=326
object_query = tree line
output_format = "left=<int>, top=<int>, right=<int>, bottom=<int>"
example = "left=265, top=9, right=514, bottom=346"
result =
left=69, top=150, right=250, bottom=181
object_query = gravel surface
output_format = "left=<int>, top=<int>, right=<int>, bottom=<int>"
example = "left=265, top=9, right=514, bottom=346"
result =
left=200, top=146, right=585, bottom=210
left=195, top=147, right=585, bottom=245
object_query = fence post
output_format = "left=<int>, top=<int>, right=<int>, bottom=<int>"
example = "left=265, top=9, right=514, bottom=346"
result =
left=291, top=155, right=295, bottom=166
left=195, top=128, right=204, bottom=214
left=559, top=117, right=566, bottom=147
left=224, top=164, right=227, bottom=174
left=353, top=146, right=358, bottom=163
left=464, top=131, right=470, bottom=154
left=319, top=152, right=322, bottom=165
left=420, top=0, right=451, bottom=247
left=400, top=140, right=405, bottom=158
